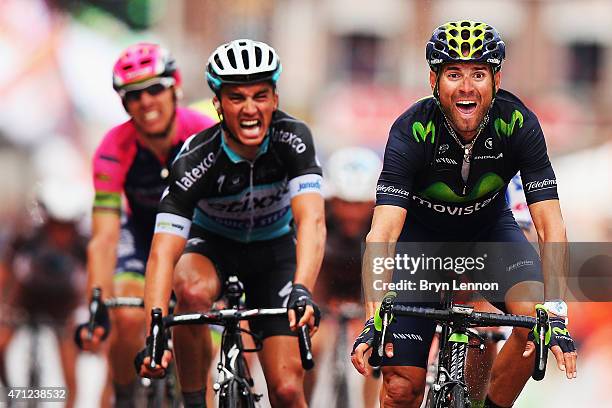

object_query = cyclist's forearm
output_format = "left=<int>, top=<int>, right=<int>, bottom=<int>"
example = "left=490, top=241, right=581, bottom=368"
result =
left=293, top=213, right=326, bottom=290
left=86, top=235, right=118, bottom=298
left=538, top=229, right=569, bottom=301
left=144, top=233, right=186, bottom=327
left=365, top=301, right=381, bottom=319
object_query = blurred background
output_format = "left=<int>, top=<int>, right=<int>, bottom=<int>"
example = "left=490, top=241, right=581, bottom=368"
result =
left=0, top=0, right=610, bottom=407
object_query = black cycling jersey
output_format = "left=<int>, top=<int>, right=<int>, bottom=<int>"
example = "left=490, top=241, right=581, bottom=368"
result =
left=155, top=110, right=323, bottom=242
left=377, top=89, right=558, bottom=233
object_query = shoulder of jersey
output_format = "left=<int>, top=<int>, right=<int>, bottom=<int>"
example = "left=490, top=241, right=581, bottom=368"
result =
left=178, top=125, right=222, bottom=158
left=177, top=107, right=218, bottom=134
left=493, top=89, right=536, bottom=121
left=97, top=120, right=137, bottom=155
left=270, top=110, right=309, bottom=131
left=392, top=95, right=438, bottom=129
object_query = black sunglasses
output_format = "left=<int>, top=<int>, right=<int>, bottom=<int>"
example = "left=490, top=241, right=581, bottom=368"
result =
left=124, top=83, right=169, bottom=103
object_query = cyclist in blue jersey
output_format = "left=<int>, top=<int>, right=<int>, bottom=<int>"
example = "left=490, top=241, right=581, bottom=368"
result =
left=137, top=39, right=325, bottom=408
left=350, top=21, right=576, bottom=408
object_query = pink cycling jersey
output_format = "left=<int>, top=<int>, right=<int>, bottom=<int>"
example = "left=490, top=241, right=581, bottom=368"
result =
left=92, top=107, right=216, bottom=238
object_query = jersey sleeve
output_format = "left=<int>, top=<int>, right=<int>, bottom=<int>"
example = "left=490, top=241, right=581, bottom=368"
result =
left=155, top=132, right=216, bottom=238
left=274, top=119, right=323, bottom=198
left=513, top=114, right=559, bottom=204
left=91, top=128, right=134, bottom=213
left=376, top=115, right=427, bottom=209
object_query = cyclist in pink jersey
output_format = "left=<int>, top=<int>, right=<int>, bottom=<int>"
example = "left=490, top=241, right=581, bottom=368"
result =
left=74, top=43, right=216, bottom=406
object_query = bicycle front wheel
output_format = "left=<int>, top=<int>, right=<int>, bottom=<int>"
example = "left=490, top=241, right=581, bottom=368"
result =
left=220, top=380, right=254, bottom=408
left=449, top=384, right=466, bottom=408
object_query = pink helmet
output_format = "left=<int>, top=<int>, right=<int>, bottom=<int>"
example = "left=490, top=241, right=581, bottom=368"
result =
left=112, top=43, right=181, bottom=92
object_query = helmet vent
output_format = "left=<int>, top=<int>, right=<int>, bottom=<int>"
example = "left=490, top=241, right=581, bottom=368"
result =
left=461, top=42, right=470, bottom=57
left=461, top=21, right=471, bottom=27
left=268, top=50, right=274, bottom=65
left=255, top=46, right=262, bottom=66
left=437, top=32, right=446, bottom=41
left=449, top=49, right=460, bottom=59
left=473, top=39, right=482, bottom=49
left=448, top=39, right=457, bottom=49
left=474, top=29, right=482, bottom=37
left=473, top=50, right=482, bottom=58
left=140, top=58, right=151, bottom=65
left=214, top=55, right=224, bottom=70
left=227, top=49, right=237, bottom=69
left=241, top=50, right=250, bottom=69
left=485, top=32, right=494, bottom=41
left=239, top=41, right=247, bottom=46
left=436, top=40, right=446, bottom=51
left=461, top=30, right=470, bottom=40
left=122, top=64, right=133, bottom=70
left=487, top=42, right=497, bottom=51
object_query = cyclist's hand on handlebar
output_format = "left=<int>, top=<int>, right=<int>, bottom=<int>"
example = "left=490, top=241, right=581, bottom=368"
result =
left=524, top=314, right=577, bottom=379
left=351, top=317, right=376, bottom=376
left=74, top=297, right=110, bottom=352
left=547, top=317, right=577, bottom=379
left=74, top=325, right=107, bottom=352
left=287, top=284, right=320, bottom=334
left=136, top=350, right=173, bottom=379
left=134, top=334, right=173, bottom=379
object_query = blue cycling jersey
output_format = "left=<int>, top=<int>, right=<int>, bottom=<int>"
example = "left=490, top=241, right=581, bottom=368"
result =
left=377, top=89, right=558, bottom=233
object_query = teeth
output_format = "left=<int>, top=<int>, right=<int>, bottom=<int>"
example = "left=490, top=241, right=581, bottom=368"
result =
left=144, top=111, right=160, bottom=120
left=241, top=120, right=259, bottom=126
left=457, top=101, right=475, bottom=105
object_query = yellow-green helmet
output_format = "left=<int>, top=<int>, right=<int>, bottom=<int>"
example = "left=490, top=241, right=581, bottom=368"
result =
left=426, top=20, right=505, bottom=73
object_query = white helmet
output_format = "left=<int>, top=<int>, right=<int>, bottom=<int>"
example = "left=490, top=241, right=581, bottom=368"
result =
left=33, top=179, right=90, bottom=224
left=325, top=147, right=382, bottom=202
left=206, top=39, right=282, bottom=93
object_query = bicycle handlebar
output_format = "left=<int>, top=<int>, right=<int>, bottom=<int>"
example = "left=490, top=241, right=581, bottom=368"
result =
left=87, top=287, right=103, bottom=340
left=370, top=299, right=549, bottom=380
left=295, top=300, right=315, bottom=370
left=532, top=307, right=548, bottom=381
left=149, top=306, right=315, bottom=370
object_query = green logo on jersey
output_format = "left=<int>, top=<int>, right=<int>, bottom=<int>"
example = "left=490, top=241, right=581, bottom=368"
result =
left=412, top=121, right=436, bottom=144
left=553, top=327, right=570, bottom=336
left=494, top=110, right=524, bottom=138
left=420, top=173, right=504, bottom=203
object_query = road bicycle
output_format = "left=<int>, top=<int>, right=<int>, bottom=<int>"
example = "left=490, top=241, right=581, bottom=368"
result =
left=148, top=275, right=314, bottom=407
left=370, top=291, right=549, bottom=408
left=87, top=288, right=179, bottom=407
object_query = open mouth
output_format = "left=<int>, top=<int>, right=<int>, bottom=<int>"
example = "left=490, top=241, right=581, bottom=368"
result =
left=455, top=101, right=477, bottom=115
left=240, top=119, right=261, bottom=129
left=144, top=110, right=160, bottom=121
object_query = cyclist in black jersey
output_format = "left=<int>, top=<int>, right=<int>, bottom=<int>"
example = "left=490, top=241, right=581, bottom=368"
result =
left=350, top=21, right=576, bottom=408
left=137, top=39, right=325, bottom=408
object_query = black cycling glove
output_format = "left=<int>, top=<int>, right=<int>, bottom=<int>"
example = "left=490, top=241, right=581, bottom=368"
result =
left=529, top=316, right=576, bottom=354
left=74, top=298, right=110, bottom=349
left=287, top=283, right=321, bottom=326
left=547, top=317, right=576, bottom=353
left=134, top=333, right=171, bottom=378
left=351, top=317, right=378, bottom=355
